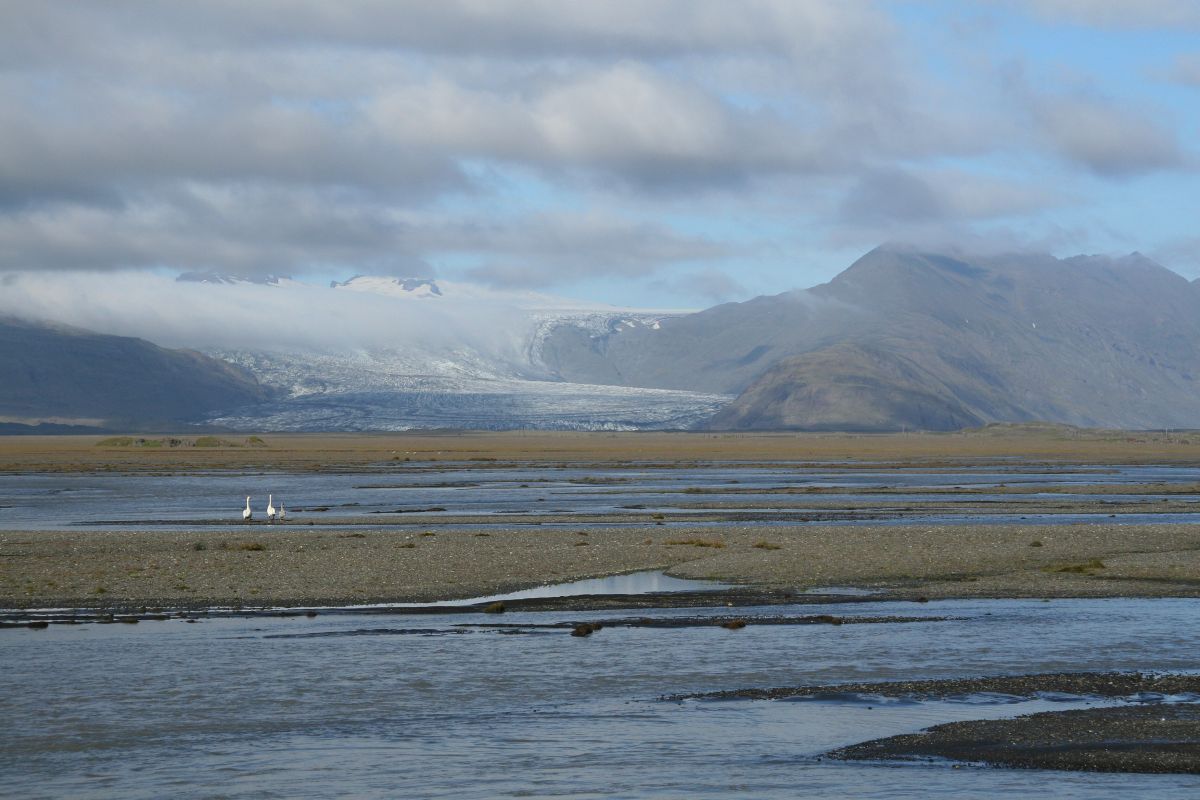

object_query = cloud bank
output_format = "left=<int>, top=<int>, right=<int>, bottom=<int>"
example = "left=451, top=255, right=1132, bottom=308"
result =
left=0, top=1, right=1195, bottom=301
left=0, top=272, right=531, bottom=360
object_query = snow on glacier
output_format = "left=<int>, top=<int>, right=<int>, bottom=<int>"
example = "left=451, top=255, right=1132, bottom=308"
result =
left=201, top=276, right=729, bottom=431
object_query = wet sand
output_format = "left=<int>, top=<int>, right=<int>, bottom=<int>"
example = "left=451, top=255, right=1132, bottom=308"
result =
left=5, top=521, right=1200, bottom=610
left=677, top=671, right=1200, bottom=702
left=831, top=704, right=1200, bottom=774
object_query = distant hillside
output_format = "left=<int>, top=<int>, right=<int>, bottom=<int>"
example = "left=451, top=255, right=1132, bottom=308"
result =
left=541, top=246, right=1200, bottom=431
left=0, top=317, right=271, bottom=428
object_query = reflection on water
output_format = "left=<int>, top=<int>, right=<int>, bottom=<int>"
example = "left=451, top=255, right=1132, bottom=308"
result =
left=338, top=570, right=732, bottom=609
left=4, top=597, right=1200, bottom=798
left=428, top=569, right=731, bottom=605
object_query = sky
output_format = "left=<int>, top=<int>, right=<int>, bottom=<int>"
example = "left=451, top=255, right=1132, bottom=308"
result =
left=2, top=0, right=1198, bottom=309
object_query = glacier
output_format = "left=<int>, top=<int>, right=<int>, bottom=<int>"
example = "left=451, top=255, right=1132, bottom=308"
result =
left=197, top=275, right=730, bottom=431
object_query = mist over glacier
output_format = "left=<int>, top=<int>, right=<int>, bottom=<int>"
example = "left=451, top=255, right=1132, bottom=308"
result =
left=0, top=271, right=535, bottom=361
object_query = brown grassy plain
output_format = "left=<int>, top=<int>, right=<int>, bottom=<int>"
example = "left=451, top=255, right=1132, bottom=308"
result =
left=1, top=424, right=1199, bottom=473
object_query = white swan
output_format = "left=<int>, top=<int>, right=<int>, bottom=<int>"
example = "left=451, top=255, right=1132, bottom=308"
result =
left=243, top=496, right=252, bottom=522
left=267, top=494, right=276, bottom=523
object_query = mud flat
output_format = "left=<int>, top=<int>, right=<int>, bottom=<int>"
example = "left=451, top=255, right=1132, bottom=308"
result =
left=677, top=671, right=1200, bottom=702
left=6, top=522, right=1200, bottom=611
left=830, top=704, right=1200, bottom=774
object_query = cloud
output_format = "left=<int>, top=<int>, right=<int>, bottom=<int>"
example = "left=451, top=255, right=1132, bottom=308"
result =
left=0, top=0, right=1193, bottom=294
left=0, top=186, right=419, bottom=273
left=997, top=64, right=1186, bottom=177
left=0, top=1, right=921, bottom=279
left=0, top=271, right=532, bottom=359
left=838, top=168, right=1057, bottom=226
left=0, top=1, right=892, bottom=64
left=1030, top=94, right=1183, bottom=176
left=452, top=212, right=729, bottom=288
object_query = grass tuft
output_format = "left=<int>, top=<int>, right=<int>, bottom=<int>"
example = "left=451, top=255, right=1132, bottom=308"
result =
left=666, top=538, right=725, bottom=548
left=1047, top=558, right=1106, bottom=574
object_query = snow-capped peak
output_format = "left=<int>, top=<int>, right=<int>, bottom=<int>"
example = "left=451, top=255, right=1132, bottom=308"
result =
left=328, top=276, right=443, bottom=297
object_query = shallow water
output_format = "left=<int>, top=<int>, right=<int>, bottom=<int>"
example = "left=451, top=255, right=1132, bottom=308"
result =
left=2, top=462, right=1198, bottom=530
left=322, top=570, right=734, bottom=609
left=4, top=597, right=1200, bottom=798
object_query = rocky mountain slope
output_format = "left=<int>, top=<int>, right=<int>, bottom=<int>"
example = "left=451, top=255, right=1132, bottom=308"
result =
left=0, top=317, right=271, bottom=429
left=543, top=246, right=1200, bottom=431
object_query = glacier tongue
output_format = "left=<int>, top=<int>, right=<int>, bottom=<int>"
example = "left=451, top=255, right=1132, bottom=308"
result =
left=204, top=302, right=729, bottom=431
left=207, top=381, right=732, bottom=432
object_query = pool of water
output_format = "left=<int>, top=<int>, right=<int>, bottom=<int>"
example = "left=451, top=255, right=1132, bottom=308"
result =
left=325, top=570, right=734, bottom=609
left=4, top=596, right=1200, bottom=798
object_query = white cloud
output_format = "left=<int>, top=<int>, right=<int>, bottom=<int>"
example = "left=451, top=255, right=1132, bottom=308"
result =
left=0, top=271, right=529, bottom=357
left=0, top=0, right=1192, bottom=295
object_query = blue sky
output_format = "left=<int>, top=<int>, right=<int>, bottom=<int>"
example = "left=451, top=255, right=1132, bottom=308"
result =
left=1, top=1, right=1197, bottom=308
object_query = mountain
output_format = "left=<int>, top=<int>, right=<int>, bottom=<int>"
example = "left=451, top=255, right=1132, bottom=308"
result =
left=541, top=246, right=1200, bottom=431
left=0, top=317, right=271, bottom=428
left=9, top=249, right=1199, bottom=433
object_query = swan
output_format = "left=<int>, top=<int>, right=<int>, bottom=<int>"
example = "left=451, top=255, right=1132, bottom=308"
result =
left=279, top=502, right=286, bottom=522
left=243, top=496, right=252, bottom=522
left=267, top=494, right=276, bottom=523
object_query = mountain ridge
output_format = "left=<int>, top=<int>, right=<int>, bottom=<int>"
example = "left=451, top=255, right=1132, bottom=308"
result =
left=542, top=245, right=1200, bottom=430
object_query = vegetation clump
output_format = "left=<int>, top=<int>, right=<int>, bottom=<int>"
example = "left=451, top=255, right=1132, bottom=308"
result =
left=1048, top=558, right=1106, bottom=574
left=238, top=542, right=266, bottom=552
left=665, top=538, right=725, bottom=548
left=752, top=540, right=782, bottom=550
left=96, top=435, right=263, bottom=449
left=483, top=601, right=506, bottom=614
